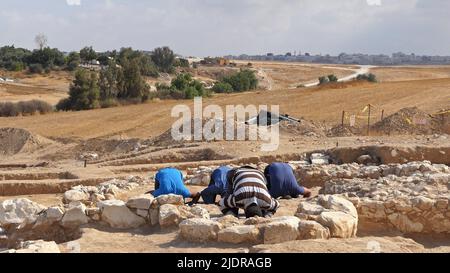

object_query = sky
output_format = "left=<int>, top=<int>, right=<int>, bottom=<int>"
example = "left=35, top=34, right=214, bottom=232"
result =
left=1, top=0, right=450, bottom=56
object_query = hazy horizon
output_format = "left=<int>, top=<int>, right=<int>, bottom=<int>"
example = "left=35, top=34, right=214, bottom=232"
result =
left=1, top=0, right=450, bottom=57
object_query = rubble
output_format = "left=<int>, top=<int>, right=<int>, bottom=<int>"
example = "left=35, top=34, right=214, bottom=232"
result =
left=296, top=195, right=358, bottom=238
left=61, top=203, right=89, bottom=228
left=0, top=199, right=46, bottom=227
left=322, top=163, right=450, bottom=234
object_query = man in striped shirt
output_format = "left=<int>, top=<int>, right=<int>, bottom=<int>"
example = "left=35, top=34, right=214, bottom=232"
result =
left=219, top=166, right=280, bottom=218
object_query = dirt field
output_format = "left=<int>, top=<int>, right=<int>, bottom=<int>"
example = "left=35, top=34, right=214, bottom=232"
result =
left=1, top=77, right=449, bottom=140
left=372, top=66, right=450, bottom=82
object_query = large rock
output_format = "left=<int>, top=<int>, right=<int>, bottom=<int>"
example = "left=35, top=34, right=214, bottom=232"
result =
left=0, top=199, right=46, bottom=227
left=298, top=220, right=330, bottom=240
left=297, top=202, right=326, bottom=216
left=317, top=211, right=357, bottom=238
left=34, top=206, right=65, bottom=227
left=319, top=195, right=358, bottom=218
left=63, top=190, right=90, bottom=204
left=12, top=240, right=61, bottom=253
left=179, top=218, right=223, bottom=243
left=149, top=208, right=159, bottom=226
left=159, top=204, right=181, bottom=227
left=126, top=194, right=154, bottom=210
left=98, top=200, right=145, bottom=229
left=263, top=216, right=300, bottom=244
left=155, top=194, right=184, bottom=206
left=218, top=225, right=261, bottom=244
left=61, top=203, right=89, bottom=228
left=215, top=215, right=244, bottom=228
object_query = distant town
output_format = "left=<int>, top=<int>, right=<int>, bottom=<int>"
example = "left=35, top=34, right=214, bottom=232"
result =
left=224, top=52, right=450, bottom=65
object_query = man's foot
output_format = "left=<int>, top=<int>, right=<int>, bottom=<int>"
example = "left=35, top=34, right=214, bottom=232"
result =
left=281, top=195, right=292, bottom=200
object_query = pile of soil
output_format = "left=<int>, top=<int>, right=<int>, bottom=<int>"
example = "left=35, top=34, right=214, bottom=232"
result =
left=73, top=138, right=146, bottom=157
left=372, top=107, right=440, bottom=135
left=0, top=128, right=52, bottom=156
left=327, top=125, right=362, bottom=137
left=151, top=118, right=255, bottom=146
left=279, top=119, right=326, bottom=137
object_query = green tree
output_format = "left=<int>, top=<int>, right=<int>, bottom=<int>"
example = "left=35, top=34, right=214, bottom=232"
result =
left=99, top=60, right=121, bottom=100
left=65, top=52, right=81, bottom=71
left=57, top=69, right=100, bottom=111
left=151, top=46, right=175, bottom=73
left=80, top=46, right=97, bottom=63
left=26, top=47, right=65, bottom=71
left=117, top=58, right=150, bottom=100
left=0, top=45, right=30, bottom=71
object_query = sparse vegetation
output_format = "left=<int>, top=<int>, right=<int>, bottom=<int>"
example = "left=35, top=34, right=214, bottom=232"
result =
left=319, top=74, right=338, bottom=85
left=213, top=69, right=258, bottom=93
left=154, top=73, right=210, bottom=100
left=0, top=100, right=53, bottom=117
left=318, top=76, right=329, bottom=85
left=212, top=82, right=234, bottom=93
left=357, top=73, right=377, bottom=82
left=328, top=74, right=338, bottom=82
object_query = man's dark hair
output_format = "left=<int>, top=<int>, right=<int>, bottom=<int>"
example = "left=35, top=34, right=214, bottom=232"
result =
left=245, top=203, right=263, bottom=218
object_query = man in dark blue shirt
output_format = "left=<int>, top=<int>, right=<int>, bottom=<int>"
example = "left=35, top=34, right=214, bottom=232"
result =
left=264, top=162, right=311, bottom=199
left=199, top=166, right=232, bottom=204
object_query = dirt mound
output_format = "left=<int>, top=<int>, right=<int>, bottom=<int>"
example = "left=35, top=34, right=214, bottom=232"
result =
left=279, top=119, right=325, bottom=137
left=151, top=118, right=253, bottom=146
left=327, top=125, right=362, bottom=137
left=73, top=138, right=147, bottom=157
left=372, top=107, right=440, bottom=135
left=0, top=128, right=52, bottom=156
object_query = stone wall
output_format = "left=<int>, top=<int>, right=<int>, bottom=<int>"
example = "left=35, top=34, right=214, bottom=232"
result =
left=321, top=162, right=450, bottom=233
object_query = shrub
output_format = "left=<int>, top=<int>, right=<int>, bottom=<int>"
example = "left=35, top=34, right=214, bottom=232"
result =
left=0, top=102, right=19, bottom=117
left=356, top=73, right=377, bottom=83
left=318, top=76, right=329, bottom=85
left=212, top=82, right=234, bottom=93
left=328, top=74, right=338, bottom=82
left=28, top=63, right=44, bottom=74
left=0, top=100, right=53, bottom=117
left=222, top=69, right=258, bottom=92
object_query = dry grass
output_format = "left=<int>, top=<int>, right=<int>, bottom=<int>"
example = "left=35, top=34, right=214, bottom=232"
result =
left=1, top=77, right=449, bottom=140
left=235, top=60, right=357, bottom=89
left=372, top=66, right=450, bottom=82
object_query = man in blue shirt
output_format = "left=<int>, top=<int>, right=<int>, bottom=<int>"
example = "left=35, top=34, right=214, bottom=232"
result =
left=199, top=166, right=232, bottom=204
left=151, top=168, right=200, bottom=201
left=264, top=162, right=311, bottom=199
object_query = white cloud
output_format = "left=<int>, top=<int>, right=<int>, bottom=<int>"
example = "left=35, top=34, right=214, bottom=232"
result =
left=66, top=0, right=81, bottom=6
left=367, top=0, right=382, bottom=6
